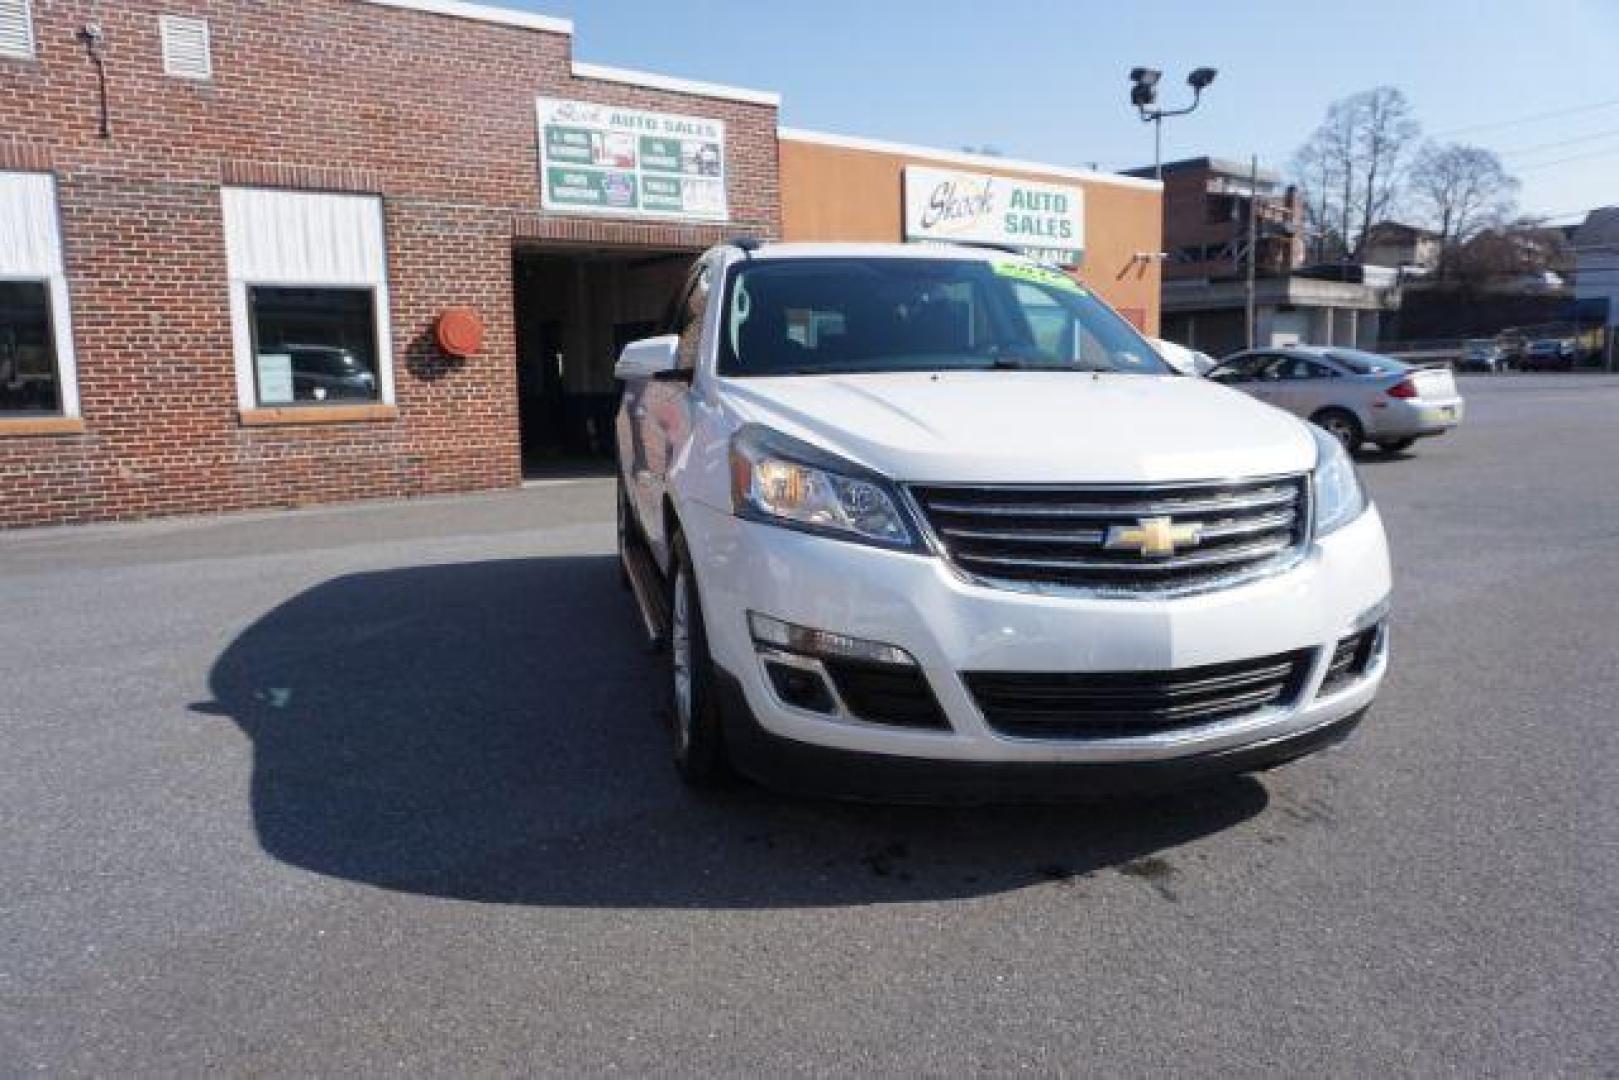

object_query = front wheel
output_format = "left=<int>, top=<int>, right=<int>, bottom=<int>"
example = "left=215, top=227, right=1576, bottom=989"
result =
left=668, top=533, right=732, bottom=788
left=1376, top=438, right=1416, bottom=454
left=615, top=479, right=632, bottom=589
left=1312, top=408, right=1364, bottom=455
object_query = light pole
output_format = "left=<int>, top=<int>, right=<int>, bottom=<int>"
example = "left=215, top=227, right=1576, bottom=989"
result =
left=1130, top=67, right=1218, bottom=180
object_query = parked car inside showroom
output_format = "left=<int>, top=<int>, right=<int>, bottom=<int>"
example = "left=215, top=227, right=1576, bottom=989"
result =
left=613, top=242, right=1390, bottom=800
left=1208, top=345, right=1463, bottom=454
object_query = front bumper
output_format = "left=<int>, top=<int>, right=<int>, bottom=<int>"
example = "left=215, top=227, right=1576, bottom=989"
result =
left=1368, top=397, right=1464, bottom=439
left=716, top=666, right=1368, bottom=801
left=682, top=497, right=1391, bottom=782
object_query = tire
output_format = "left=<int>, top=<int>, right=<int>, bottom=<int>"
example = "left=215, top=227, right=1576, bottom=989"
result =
left=1312, top=408, right=1364, bottom=454
left=1376, top=438, right=1416, bottom=454
left=667, top=532, right=732, bottom=788
left=615, top=478, right=632, bottom=590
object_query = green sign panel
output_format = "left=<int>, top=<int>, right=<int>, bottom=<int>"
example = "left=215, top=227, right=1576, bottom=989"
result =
left=545, top=167, right=639, bottom=211
left=536, top=98, right=728, bottom=222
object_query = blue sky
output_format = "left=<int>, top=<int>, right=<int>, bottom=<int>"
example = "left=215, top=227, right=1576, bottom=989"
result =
left=516, top=0, right=1618, bottom=225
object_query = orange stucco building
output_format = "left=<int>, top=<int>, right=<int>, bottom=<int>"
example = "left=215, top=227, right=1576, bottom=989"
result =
left=778, top=129, right=1163, bottom=334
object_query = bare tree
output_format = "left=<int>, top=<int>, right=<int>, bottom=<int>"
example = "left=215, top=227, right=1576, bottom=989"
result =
left=1291, top=129, right=1347, bottom=262
left=1291, top=87, right=1421, bottom=261
left=1454, top=218, right=1572, bottom=287
left=1352, top=88, right=1420, bottom=253
left=1409, top=142, right=1519, bottom=278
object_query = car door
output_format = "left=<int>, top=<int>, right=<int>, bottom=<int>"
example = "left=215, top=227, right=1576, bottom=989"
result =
left=637, top=257, right=711, bottom=564
left=1210, top=352, right=1287, bottom=406
left=1207, top=353, right=1266, bottom=394
left=1265, top=355, right=1340, bottom=419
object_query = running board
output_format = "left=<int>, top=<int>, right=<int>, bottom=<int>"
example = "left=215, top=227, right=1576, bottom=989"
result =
left=622, top=528, right=671, bottom=649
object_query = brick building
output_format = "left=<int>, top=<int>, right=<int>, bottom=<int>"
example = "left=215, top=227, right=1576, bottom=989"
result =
left=1123, top=156, right=1394, bottom=357
left=1, top=0, right=1160, bottom=528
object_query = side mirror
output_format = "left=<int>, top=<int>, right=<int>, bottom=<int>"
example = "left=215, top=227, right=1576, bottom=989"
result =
left=614, top=334, right=682, bottom=381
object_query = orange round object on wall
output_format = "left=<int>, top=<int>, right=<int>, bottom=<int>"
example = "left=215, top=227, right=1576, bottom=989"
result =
left=436, top=307, right=484, bottom=358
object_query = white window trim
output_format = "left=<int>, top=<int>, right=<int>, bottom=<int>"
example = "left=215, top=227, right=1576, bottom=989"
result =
left=220, top=189, right=395, bottom=412
left=1, top=172, right=80, bottom=419
left=158, top=15, right=213, bottom=81
left=0, top=0, right=36, bottom=61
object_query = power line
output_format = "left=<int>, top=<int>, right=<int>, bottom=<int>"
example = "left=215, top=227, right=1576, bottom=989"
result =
left=1514, top=145, right=1619, bottom=172
left=1500, top=127, right=1619, bottom=158
left=1431, top=97, right=1619, bottom=137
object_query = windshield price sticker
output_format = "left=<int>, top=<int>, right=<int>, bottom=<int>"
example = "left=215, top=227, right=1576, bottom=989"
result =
left=993, top=262, right=1086, bottom=294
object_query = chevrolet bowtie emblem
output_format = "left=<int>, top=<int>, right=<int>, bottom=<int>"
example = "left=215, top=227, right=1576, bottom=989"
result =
left=1104, top=516, right=1204, bottom=558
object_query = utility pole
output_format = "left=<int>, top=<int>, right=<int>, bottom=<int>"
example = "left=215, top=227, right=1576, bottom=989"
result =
left=1246, top=154, right=1259, bottom=350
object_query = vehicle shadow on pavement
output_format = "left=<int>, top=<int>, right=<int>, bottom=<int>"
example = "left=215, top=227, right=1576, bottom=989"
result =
left=199, top=556, right=1268, bottom=908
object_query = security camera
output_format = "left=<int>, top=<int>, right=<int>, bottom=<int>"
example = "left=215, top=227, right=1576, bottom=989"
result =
left=1188, top=67, right=1218, bottom=91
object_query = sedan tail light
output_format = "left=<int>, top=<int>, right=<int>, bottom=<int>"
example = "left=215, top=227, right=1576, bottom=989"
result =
left=1386, top=379, right=1418, bottom=400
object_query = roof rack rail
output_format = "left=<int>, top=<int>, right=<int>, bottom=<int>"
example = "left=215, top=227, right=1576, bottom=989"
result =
left=940, top=240, right=1026, bottom=256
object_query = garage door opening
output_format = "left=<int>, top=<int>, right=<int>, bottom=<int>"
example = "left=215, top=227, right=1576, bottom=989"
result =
left=512, top=246, right=695, bottom=477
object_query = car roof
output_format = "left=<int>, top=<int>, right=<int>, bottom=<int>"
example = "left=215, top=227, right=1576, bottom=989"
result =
left=718, top=241, right=1047, bottom=265
left=1219, top=345, right=1331, bottom=362
left=1217, top=345, right=1411, bottom=371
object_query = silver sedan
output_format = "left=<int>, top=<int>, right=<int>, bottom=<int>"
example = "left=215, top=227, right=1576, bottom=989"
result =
left=1208, top=346, right=1464, bottom=454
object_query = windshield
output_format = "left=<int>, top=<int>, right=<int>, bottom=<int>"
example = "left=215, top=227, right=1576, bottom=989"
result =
left=1324, top=348, right=1410, bottom=375
left=716, top=257, right=1169, bottom=377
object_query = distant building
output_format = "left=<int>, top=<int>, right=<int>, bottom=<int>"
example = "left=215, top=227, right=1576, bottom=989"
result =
left=1124, top=156, right=1394, bottom=357
left=1360, top=222, right=1442, bottom=273
left=1123, top=157, right=1303, bottom=281
left=1574, top=207, right=1619, bottom=342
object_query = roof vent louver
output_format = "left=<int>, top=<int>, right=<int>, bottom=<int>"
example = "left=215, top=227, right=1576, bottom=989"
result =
left=160, top=15, right=211, bottom=80
left=0, top=0, right=35, bottom=60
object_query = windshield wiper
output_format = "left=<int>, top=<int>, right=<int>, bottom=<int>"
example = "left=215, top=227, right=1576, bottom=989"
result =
left=986, top=356, right=1114, bottom=372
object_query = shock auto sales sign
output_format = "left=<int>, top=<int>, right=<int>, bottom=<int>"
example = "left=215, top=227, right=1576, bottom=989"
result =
left=537, top=98, right=728, bottom=222
left=903, top=165, right=1085, bottom=266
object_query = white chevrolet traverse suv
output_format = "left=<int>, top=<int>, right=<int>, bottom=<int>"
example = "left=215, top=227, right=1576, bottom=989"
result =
left=615, top=242, right=1390, bottom=800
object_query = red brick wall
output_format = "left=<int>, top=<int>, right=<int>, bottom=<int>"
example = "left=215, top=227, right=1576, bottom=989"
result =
left=0, top=0, right=780, bottom=527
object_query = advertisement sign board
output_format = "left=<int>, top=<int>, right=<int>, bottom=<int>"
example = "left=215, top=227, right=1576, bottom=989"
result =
left=903, top=165, right=1084, bottom=265
left=537, top=98, right=727, bottom=221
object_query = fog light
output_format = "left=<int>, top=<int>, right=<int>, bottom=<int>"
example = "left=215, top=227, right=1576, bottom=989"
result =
left=747, top=611, right=917, bottom=667
left=764, top=661, right=837, bottom=713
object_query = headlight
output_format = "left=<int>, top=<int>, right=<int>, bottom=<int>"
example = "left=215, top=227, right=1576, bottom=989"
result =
left=1310, top=424, right=1368, bottom=537
left=729, top=425, right=919, bottom=549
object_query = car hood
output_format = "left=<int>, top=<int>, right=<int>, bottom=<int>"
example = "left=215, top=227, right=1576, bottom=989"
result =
left=719, top=371, right=1317, bottom=484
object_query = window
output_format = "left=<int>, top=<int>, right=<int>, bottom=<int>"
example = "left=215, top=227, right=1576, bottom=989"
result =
left=1, top=171, right=78, bottom=418
left=1275, top=357, right=1335, bottom=381
left=221, top=188, right=393, bottom=411
left=673, top=261, right=711, bottom=371
left=159, top=15, right=212, bottom=80
left=0, top=282, right=58, bottom=412
left=0, top=0, right=34, bottom=60
left=1208, top=354, right=1267, bottom=383
left=248, top=288, right=378, bottom=404
left=1325, top=348, right=1408, bottom=376
left=717, top=258, right=1165, bottom=378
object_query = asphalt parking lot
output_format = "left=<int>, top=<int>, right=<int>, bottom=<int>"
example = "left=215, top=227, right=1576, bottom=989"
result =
left=3, top=374, right=1616, bottom=1075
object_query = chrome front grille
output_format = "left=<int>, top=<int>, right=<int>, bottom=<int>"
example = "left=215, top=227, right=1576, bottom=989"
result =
left=908, top=475, right=1310, bottom=594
